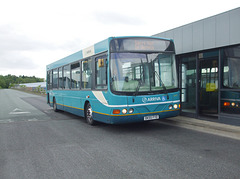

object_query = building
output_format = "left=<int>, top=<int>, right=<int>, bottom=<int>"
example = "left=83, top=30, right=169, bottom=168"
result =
left=15, top=82, right=46, bottom=94
left=154, top=7, right=240, bottom=126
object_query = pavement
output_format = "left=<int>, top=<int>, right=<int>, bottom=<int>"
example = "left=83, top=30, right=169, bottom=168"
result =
left=158, top=116, right=240, bottom=140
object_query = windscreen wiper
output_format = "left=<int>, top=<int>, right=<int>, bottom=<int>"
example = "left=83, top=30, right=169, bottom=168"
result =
left=154, top=71, right=167, bottom=94
left=134, top=73, right=143, bottom=96
left=134, top=59, right=144, bottom=96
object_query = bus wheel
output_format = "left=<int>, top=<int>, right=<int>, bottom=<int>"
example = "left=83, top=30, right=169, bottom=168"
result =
left=53, top=98, right=58, bottom=112
left=85, top=103, right=95, bottom=125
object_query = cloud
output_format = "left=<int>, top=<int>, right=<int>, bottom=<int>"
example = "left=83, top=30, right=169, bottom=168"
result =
left=0, top=0, right=238, bottom=79
left=94, top=11, right=146, bottom=26
left=0, top=25, right=53, bottom=76
left=0, top=25, right=54, bottom=52
left=0, top=24, right=89, bottom=77
left=0, top=51, right=38, bottom=69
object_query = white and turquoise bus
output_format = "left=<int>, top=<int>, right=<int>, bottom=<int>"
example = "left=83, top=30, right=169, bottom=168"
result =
left=46, top=36, right=180, bottom=125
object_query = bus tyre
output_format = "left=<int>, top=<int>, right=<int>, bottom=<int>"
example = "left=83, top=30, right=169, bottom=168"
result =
left=85, top=103, right=95, bottom=125
left=53, top=98, right=58, bottom=112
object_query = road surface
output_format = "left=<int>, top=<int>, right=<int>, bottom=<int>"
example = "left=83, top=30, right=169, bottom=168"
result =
left=0, top=89, right=239, bottom=178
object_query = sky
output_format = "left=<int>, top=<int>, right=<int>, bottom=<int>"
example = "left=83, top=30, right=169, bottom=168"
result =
left=0, top=0, right=239, bottom=79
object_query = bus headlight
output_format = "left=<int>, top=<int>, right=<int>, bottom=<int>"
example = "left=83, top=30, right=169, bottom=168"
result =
left=169, top=105, right=173, bottom=110
left=122, top=109, right=127, bottom=114
left=129, top=108, right=134, bottom=114
left=231, top=102, right=236, bottom=107
left=174, top=104, right=178, bottom=109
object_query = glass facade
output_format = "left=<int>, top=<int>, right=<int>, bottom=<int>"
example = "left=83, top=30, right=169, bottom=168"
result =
left=199, top=51, right=219, bottom=117
left=220, top=45, right=240, bottom=115
left=178, top=45, right=240, bottom=124
left=180, top=55, right=196, bottom=114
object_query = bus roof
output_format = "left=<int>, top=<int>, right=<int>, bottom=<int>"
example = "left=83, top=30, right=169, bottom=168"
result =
left=46, top=38, right=110, bottom=71
left=46, top=36, right=173, bottom=71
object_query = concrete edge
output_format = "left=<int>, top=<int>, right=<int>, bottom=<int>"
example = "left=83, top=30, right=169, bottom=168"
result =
left=158, top=116, right=240, bottom=140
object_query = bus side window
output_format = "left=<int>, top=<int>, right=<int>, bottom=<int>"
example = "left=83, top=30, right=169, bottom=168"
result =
left=49, top=70, right=53, bottom=90
left=71, top=62, right=80, bottom=89
left=81, top=59, right=92, bottom=89
left=53, top=69, right=58, bottom=89
left=95, top=56, right=107, bottom=89
left=63, top=65, right=71, bottom=89
left=58, top=67, right=63, bottom=89
left=47, top=71, right=50, bottom=90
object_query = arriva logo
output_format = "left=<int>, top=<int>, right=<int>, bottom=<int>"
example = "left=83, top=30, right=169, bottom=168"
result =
left=142, top=97, right=162, bottom=103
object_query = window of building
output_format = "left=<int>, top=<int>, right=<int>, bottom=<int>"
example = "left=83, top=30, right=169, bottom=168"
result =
left=63, top=65, right=71, bottom=89
left=81, top=59, right=92, bottom=89
left=180, top=55, right=197, bottom=114
left=222, top=46, right=240, bottom=89
left=95, top=56, right=107, bottom=89
left=71, top=62, right=80, bottom=89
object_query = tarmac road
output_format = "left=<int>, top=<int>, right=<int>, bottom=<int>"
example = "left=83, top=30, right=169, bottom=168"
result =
left=0, top=89, right=240, bottom=179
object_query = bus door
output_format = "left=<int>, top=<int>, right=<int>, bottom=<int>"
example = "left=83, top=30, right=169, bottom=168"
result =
left=199, top=58, right=218, bottom=117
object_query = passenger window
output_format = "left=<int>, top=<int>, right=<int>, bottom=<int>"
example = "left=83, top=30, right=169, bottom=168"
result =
left=58, top=67, right=63, bottom=89
left=52, top=69, right=58, bottom=89
left=49, top=71, right=53, bottom=90
left=47, top=71, right=50, bottom=90
left=71, top=63, right=80, bottom=89
left=95, top=56, right=107, bottom=89
left=63, top=65, right=71, bottom=89
left=81, top=59, right=92, bottom=89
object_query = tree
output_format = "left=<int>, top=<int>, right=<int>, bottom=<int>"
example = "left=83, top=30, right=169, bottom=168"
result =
left=0, top=75, right=44, bottom=88
left=0, top=76, right=7, bottom=88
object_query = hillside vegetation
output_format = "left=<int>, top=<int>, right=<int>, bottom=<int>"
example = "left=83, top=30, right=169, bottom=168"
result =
left=0, top=75, right=44, bottom=89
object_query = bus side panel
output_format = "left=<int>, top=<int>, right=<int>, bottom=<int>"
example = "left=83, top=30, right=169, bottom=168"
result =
left=48, top=92, right=53, bottom=107
left=61, top=105, right=84, bottom=118
left=91, top=99, right=112, bottom=124
left=53, top=90, right=64, bottom=110
left=70, top=91, right=84, bottom=117
left=48, top=90, right=180, bottom=124
left=60, top=91, right=83, bottom=117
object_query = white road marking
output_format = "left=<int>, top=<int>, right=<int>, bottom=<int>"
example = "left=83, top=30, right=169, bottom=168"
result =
left=9, top=111, right=31, bottom=114
left=0, top=119, right=13, bottom=123
left=28, top=118, right=38, bottom=122
left=9, top=108, right=31, bottom=115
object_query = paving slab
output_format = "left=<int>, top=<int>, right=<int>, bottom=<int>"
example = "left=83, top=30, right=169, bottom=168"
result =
left=159, top=116, right=240, bottom=140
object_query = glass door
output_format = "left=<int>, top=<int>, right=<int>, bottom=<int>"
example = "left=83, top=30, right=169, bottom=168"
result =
left=199, top=58, right=218, bottom=117
left=180, top=56, right=197, bottom=114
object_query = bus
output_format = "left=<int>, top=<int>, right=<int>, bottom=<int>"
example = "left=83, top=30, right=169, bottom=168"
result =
left=46, top=36, right=180, bottom=125
left=221, top=45, right=240, bottom=114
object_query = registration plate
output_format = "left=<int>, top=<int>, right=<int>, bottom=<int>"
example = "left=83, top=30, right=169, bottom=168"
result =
left=144, top=115, right=159, bottom=121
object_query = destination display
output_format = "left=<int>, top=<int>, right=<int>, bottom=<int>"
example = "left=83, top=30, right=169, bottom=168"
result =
left=110, top=37, right=174, bottom=52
